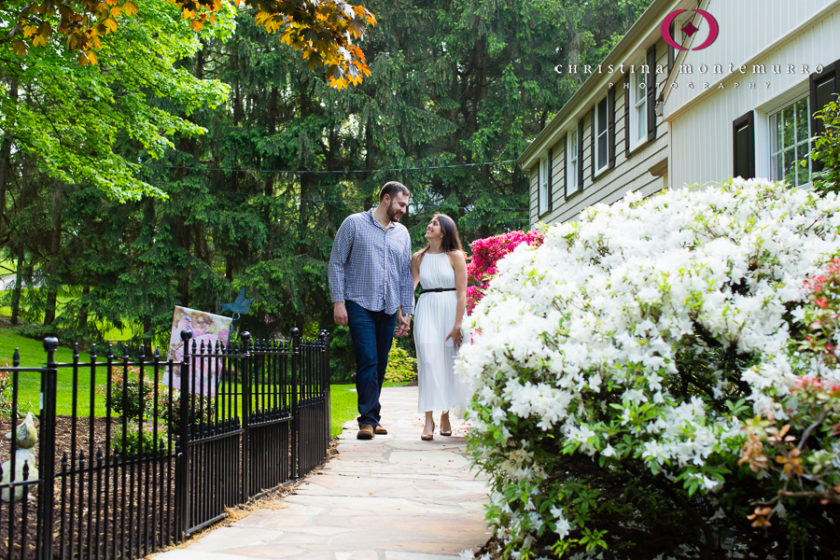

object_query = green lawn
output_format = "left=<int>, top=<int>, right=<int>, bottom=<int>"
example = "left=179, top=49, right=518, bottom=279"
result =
left=328, top=381, right=414, bottom=438
left=0, top=286, right=137, bottom=342
left=0, top=328, right=104, bottom=416
left=330, top=383, right=357, bottom=437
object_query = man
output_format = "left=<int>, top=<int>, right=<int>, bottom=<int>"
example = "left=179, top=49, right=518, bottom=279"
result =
left=329, top=181, right=414, bottom=439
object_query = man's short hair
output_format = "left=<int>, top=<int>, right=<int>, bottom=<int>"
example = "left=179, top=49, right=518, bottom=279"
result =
left=378, top=181, right=410, bottom=201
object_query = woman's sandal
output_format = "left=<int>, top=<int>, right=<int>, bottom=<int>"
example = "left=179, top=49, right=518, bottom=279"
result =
left=440, top=413, right=452, bottom=436
left=421, top=421, right=435, bottom=441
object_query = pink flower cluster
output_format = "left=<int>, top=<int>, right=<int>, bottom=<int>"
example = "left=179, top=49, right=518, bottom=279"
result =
left=803, top=258, right=840, bottom=299
left=800, top=257, right=840, bottom=360
left=792, top=376, right=840, bottom=396
left=466, top=230, right=544, bottom=314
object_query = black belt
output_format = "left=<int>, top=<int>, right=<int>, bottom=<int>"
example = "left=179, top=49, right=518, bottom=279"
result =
left=420, top=288, right=456, bottom=294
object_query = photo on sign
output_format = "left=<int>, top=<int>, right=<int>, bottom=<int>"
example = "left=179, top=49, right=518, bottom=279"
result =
left=166, top=306, right=233, bottom=396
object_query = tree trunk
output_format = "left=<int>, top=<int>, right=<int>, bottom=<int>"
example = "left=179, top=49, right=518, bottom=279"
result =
left=0, top=75, right=18, bottom=238
left=43, top=182, right=64, bottom=326
left=10, top=248, right=24, bottom=325
left=78, top=285, right=90, bottom=331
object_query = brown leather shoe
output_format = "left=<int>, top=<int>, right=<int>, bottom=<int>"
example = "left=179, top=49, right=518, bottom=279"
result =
left=374, top=424, right=388, bottom=435
left=357, top=424, right=375, bottom=440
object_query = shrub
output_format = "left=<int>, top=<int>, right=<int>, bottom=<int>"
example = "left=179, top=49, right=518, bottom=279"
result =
left=110, top=424, right=168, bottom=456
left=102, top=367, right=214, bottom=430
left=0, top=365, right=12, bottom=419
left=466, top=230, right=544, bottom=314
left=811, top=98, right=840, bottom=194
left=737, top=257, right=840, bottom=530
left=104, top=367, right=155, bottom=421
left=327, top=325, right=355, bottom=382
left=385, top=345, right=417, bottom=384
left=458, top=178, right=840, bottom=558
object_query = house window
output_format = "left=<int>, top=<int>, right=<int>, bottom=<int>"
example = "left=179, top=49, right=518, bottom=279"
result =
left=538, top=154, right=549, bottom=216
left=594, top=97, right=609, bottom=173
left=566, top=129, right=579, bottom=196
left=629, top=62, right=649, bottom=148
left=770, top=97, right=811, bottom=187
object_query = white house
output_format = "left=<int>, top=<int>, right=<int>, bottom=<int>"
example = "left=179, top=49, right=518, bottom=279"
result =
left=520, top=0, right=840, bottom=227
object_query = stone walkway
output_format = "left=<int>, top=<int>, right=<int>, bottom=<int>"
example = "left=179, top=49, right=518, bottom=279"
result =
left=152, top=385, right=491, bottom=560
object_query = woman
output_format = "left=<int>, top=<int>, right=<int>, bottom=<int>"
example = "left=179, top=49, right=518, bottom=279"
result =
left=412, top=213, right=470, bottom=440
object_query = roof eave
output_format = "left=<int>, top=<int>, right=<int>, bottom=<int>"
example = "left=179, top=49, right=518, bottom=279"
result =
left=518, top=0, right=680, bottom=170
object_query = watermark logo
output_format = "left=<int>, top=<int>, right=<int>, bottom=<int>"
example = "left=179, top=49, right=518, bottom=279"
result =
left=661, top=9, right=719, bottom=51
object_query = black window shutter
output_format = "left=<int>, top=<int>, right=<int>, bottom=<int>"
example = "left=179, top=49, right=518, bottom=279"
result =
left=624, top=76, right=631, bottom=158
left=646, top=45, right=657, bottom=142
left=810, top=59, right=838, bottom=136
left=547, top=147, right=553, bottom=212
left=733, top=111, right=755, bottom=179
left=590, top=109, right=596, bottom=181
left=562, top=134, right=567, bottom=198
left=608, top=87, right=616, bottom=168
left=578, top=118, right=585, bottom=189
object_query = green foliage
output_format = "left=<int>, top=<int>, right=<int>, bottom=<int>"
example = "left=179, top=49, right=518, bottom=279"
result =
left=0, top=365, right=13, bottom=419
left=0, top=0, right=655, bottom=396
left=811, top=99, right=840, bottom=194
left=110, top=424, right=168, bottom=456
left=735, top=257, right=840, bottom=537
left=104, top=367, right=154, bottom=421
left=384, top=344, right=417, bottom=384
left=328, top=326, right=355, bottom=382
left=0, top=0, right=232, bottom=201
left=102, top=365, right=213, bottom=431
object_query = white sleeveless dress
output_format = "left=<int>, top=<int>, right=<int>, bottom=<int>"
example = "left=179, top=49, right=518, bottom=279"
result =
left=414, top=252, right=471, bottom=413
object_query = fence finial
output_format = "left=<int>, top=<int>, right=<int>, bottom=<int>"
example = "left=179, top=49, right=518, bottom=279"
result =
left=181, top=327, right=193, bottom=343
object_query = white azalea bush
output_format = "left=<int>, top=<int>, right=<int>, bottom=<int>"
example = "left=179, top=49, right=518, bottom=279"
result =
left=458, top=178, right=840, bottom=558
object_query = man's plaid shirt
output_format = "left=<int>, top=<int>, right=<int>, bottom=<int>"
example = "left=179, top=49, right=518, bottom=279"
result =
left=328, top=209, right=414, bottom=316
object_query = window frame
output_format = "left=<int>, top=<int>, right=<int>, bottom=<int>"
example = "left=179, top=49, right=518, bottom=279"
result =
left=566, top=128, right=580, bottom=196
left=538, top=154, right=549, bottom=216
left=629, top=60, right=649, bottom=150
left=769, top=95, right=812, bottom=188
left=593, top=96, right=610, bottom=175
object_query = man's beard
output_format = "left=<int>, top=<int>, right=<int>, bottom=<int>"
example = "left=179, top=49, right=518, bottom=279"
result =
left=387, top=203, right=404, bottom=222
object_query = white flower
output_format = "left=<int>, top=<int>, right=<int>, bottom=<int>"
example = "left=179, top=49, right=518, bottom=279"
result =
left=462, top=179, right=840, bottom=557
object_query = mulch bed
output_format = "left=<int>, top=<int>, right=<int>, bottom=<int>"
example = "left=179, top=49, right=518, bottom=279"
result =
left=1, top=416, right=125, bottom=559
left=0, top=416, right=335, bottom=560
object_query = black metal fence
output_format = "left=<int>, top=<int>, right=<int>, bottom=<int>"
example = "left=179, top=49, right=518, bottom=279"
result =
left=0, top=328, right=331, bottom=560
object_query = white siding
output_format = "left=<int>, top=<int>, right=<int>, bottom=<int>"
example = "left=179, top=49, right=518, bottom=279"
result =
left=666, top=0, right=838, bottom=116
left=531, top=39, right=670, bottom=226
left=528, top=168, right=539, bottom=225
left=668, top=1, right=840, bottom=188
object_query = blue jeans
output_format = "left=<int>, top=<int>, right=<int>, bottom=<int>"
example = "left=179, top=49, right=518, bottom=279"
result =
left=346, top=301, right=396, bottom=428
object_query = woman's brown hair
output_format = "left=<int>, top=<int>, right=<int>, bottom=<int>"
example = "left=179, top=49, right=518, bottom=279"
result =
left=420, top=213, right=463, bottom=254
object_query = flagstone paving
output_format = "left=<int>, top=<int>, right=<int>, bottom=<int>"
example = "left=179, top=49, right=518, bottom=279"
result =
left=152, top=385, right=491, bottom=560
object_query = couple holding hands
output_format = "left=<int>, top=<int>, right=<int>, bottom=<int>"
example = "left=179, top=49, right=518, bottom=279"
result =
left=328, top=181, right=471, bottom=441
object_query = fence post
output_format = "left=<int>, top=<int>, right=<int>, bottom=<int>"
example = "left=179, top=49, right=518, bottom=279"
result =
left=239, top=331, right=251, bottom=502
left=174, top=328, right=193, bottom=541
left=319, top=330, right=331, bottom=450
left=290, top=328, right=301, bottom=480
left=36, top=337, right=59, bottom=560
